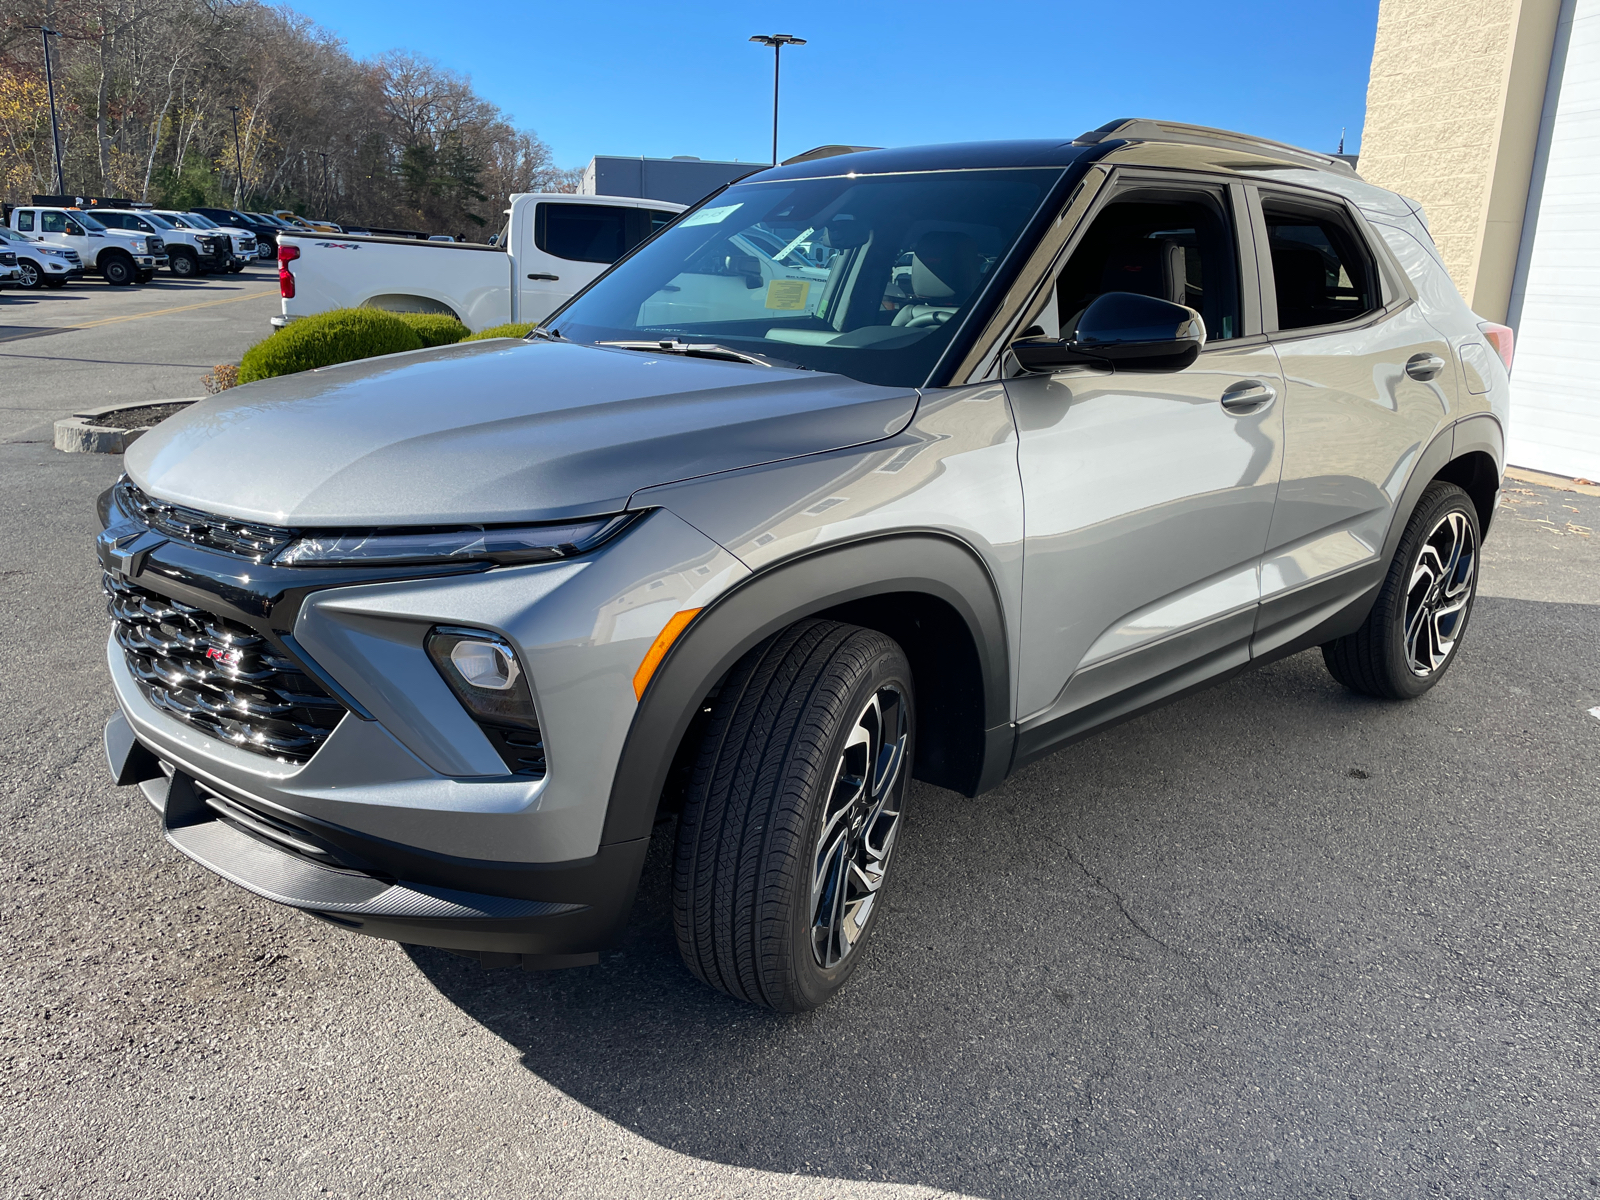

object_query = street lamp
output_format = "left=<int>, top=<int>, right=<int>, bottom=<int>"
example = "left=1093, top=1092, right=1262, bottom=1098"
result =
left=749, top=33, right=806, bottom=166
left=227, top=105, right=244, bottom=205
left=33, top=26, right=66, bottom=195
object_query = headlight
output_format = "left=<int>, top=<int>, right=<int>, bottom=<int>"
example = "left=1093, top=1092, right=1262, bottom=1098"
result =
left=132, top=238, right=147, bottom=253
left=274, top=514, right=633, bottom=567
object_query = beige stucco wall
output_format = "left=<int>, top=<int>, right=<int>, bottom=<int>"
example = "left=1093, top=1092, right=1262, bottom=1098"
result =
left=1359, top=0, right=1560, bottom=322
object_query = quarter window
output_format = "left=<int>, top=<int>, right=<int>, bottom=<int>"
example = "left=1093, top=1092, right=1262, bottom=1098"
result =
left=1261, top=198, right=1379, bottom=331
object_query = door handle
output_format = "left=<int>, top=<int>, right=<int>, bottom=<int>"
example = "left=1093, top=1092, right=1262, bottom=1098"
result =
left=1406, top=352, right=1446, bottom=381
left=526, top=273, right=559, bottom=281
left=1220, top=380, right=1277, bottom=412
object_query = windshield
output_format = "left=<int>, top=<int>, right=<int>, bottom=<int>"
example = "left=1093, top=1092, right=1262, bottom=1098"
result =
left=184, top=214, right=220, bottom=228
left=553, top=168, right=1061, bottom=388
left=74, top=212, right=107, bottom=231
left=142, top=213, right=176, bottom=229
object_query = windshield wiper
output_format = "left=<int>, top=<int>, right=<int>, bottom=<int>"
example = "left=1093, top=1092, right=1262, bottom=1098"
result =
left=595, top=339, right=804, bottom=369
left=526, top=325, right=562, bottom=342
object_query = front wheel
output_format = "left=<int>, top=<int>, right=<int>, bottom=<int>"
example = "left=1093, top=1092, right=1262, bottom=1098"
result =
left=673, top=619, right=913, bottom=1012
left=169, top=249, right=198, bottom=278
left=42, top=277, right=67, bottom=289
left=17, top=260, right=42, bottom=288
left=101, top=255, right=135, bottom=286
left=1323, top=481, right=1481, bottom=699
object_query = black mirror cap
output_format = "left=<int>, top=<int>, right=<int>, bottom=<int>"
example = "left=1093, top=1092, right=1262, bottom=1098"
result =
left=1012, top=291, right=1206, bottom=375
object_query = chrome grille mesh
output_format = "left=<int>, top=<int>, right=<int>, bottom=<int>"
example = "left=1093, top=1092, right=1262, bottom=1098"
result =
left=104, top=572, right=344, bottom=763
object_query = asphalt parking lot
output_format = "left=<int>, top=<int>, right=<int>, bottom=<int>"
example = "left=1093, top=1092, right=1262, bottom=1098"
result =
left=0, top=264, right=279, bottom=442
left=2, top=293, right=1598, bottom=1198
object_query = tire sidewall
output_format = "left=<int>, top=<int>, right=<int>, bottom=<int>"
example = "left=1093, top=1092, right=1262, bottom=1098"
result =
left=102, top=255, right=133, bottom=286
left=18, top=260, right=40, bottom=288
left=1381, top=485, right=1481, bottom=698
left=782, top=641, right=915, bottom=1011
left=171, top=250, right=196, bottom=277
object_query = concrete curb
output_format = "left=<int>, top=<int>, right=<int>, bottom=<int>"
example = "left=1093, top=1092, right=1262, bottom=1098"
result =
left=54, top=399, right=203, bottom=454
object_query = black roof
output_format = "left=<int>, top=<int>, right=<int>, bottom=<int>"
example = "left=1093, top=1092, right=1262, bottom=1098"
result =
left=756, top=139, right=1088, bottom=181
left=749, top=119, right=1353, bottom=184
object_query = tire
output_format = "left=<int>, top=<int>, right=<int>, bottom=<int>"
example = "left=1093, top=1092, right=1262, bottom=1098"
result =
left=673, top=619, right=914, bottom=1012
left=227, top=261, right=245, bottom=273
left=169, top=249, right=198, bottom=278
left=42, top=277, right=67, bottom=289
left=17, top=260, right=42, bottom=288
left=1323, top=481, right=1481, bottom=700
left=101, top=255, right=135, bottom=286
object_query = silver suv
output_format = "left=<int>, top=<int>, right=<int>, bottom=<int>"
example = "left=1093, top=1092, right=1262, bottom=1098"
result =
left=99, top=121, right=1510, bottom=1012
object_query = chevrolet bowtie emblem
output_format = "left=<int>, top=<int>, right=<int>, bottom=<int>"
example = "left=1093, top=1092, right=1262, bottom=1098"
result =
left=96, top=525, right=167, bottom=577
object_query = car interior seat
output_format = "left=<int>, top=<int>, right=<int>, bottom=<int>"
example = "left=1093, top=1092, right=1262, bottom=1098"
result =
left=892, top=231, right=982, bottom=328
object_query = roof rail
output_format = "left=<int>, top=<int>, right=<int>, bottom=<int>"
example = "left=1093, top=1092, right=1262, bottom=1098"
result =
left=780, top=144, right=883, bottom=166
left=1071, top=119, right=1358, bottom=177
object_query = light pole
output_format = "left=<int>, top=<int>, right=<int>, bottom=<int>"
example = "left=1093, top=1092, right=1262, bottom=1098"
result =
left=35, top=26, right=66, bottom=195
left=228, top=105, right=244, bottom=205
left=749, top=33, right=805, bottom=166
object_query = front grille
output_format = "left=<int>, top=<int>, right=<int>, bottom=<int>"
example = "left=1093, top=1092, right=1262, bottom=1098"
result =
left=63, top=249, right=81, bottom=265
left=240, top=237, right=256, bottom=252
left=115, top=479, right=294, bottom=561
left=1, top=252, right=15, bottom=266
left=104, top=571, right=345, bottom=763
left=148, top=236, right=165, bottom=254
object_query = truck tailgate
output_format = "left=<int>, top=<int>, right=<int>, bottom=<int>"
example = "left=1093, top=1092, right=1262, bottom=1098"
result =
left=279, top=235, right=515, bottom=331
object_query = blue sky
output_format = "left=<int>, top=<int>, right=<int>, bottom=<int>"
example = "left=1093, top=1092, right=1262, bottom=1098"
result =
left=306, top=0, right=1381, bottom=169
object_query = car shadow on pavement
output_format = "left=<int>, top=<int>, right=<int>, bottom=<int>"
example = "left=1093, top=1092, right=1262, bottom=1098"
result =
left=409, top=597, right=1600, bottom=1198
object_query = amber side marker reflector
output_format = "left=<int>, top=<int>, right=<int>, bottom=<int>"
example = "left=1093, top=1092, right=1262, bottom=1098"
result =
left=632, top=608, right=703, bottom=701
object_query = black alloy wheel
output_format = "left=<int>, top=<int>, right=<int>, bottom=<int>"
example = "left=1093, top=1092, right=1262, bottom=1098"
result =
left=16, top=259, right=42, bottom=288
left=673, top=619, right=914, bottom=1012
left=1323, top=480, right=1481, bottom=699
left=101, top=255, right=135, bottom=286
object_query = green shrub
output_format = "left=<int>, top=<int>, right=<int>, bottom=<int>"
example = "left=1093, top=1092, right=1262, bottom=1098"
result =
left=463, top=322, right=539, bottom=342
left=393, top=311, right=470, bottom=347
left=238, top=308, right=425, bottom=383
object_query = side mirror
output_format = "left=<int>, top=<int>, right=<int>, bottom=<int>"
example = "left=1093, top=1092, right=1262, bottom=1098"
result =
left=1011, top=291, right=1206, bottom=375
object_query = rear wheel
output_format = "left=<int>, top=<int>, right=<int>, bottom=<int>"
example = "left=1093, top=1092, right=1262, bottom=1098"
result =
left=673, top=619, right=913, bottom=1012
left=1323, top=481, right=1481, bottom=699
left=100, top=254, right=135, bottom=286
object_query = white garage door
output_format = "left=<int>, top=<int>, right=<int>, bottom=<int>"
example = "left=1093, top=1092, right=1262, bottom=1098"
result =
left=1510, top=0, right=1600, bottom=482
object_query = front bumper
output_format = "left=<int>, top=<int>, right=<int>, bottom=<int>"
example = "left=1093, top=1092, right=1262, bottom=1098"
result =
left=107, top=711, right=644, bottom=965
left=97, top=489, right=747, bottom=960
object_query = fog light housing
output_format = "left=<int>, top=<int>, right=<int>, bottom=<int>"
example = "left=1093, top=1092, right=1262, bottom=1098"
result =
left=426, top=626, right=546, bottom=777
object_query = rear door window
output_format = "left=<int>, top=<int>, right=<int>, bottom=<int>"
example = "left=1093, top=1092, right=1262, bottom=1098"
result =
left=537, top=204, right=629, bottom=262
left=1260, top=197, right=1380, bottom=331
left=16, top=210, right=34, bottom=232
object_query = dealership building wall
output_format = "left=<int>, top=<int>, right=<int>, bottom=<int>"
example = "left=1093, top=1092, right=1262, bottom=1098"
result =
left=1361, top=0, right=1600, bottom=480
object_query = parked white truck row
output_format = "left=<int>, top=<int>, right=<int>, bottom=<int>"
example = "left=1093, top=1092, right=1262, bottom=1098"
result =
left=1, top=201, right=273, bottom=289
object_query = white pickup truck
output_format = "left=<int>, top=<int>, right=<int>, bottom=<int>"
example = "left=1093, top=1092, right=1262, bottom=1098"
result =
left=273, top=192, right=685, bottom=332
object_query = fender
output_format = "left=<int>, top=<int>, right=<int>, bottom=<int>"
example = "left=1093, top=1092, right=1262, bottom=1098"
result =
left=599, top=534, right=1013, bottom=846
left=1447, top=412, right=1505, bottom=535
left=1254, top=415, right=1498, bottom=667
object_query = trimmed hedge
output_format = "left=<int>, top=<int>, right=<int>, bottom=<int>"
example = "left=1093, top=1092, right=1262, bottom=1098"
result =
left=239, top=308, right=423, bottom=383
left=395, top=311, right=470, bottom=347
left=463, top=321, right=539, bottom=342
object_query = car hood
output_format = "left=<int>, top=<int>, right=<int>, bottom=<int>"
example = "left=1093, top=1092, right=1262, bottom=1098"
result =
left=126, top=339, right=919, bottom=526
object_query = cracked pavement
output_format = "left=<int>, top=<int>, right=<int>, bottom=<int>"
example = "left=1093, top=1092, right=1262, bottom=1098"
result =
left=1, top=302, right=1598, bottom=1197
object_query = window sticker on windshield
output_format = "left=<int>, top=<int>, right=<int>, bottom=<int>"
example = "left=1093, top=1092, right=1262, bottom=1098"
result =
left=681, top=203, right=742, bottom=228
left=765, top=280, right=810, bottom=310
